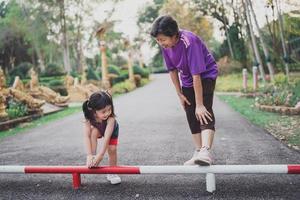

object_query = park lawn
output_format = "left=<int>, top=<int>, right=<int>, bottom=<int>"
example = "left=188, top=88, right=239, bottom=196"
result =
left=0, top=106, right=82, bottom=140
left=216, top=72, right=300, bottom=92
left=216, top=74, right=255, bottom=92
left=218, top=95, right=300, bottom=151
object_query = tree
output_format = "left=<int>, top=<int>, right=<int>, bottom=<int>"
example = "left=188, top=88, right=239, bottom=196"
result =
left=247, top=0, right=275, bottom=81
left=275, top=0, right=290, bottom=81
left=243, top=0, right=266, bottom=82
left=160, top=0, right=213, bottom=42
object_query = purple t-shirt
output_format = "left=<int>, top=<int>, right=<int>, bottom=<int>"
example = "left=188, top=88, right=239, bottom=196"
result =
left=162, top=30, right=218, bottom=87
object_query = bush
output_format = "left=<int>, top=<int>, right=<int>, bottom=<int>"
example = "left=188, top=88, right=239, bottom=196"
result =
left=133, top=66, right=150, bottom=78
left=9, top=62, right=33, bottom=80
left=48, top=79, right=64, bottom=87
left=108, top=65, right=121, bottom=76
left=217, top=56, right=242, bottom=75
left=70, top=70, right=79, bottom=78
left=257, top=79, right=300, bottom=107
left=6, top=98, right=28, bottom=119
left=152, top=67, right=167, bottom=74
left=274, top=73, right=288, bottom=85
left=41, top=63, right=66, bottom=77
left=87, top=67, right=100, bottom=80
left=112, top=80, right=136, bottom=94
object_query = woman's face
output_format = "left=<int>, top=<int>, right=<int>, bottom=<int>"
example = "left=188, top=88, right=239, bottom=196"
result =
left=95, top=105, right=112, bottom=121
left=155, top=34, right=178, bottom=49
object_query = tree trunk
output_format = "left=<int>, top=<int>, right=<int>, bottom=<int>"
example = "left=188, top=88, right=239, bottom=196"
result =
left=34, top=45, right=46, bottom=72
left=244, top=0, right=266, bottom=83
left=220, top=0, right=234, bottom=58
left=247, top=0, right=275, bottom=82
left=275, top=0, right=289, bottom=81
left=59, top=0, right=71, bottom=74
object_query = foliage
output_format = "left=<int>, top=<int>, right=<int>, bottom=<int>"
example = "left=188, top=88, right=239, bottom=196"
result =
left=108, top=65, right=121, bottom=76
left=152, top=66, right=167, bottom=73
left=48, top=79, right=64, bottom=87
left=217, top=56, right=243, bottom=75
left=6, top=98, right=28, bottom=119
left=86, top=66, right=100, bottom=81
left=8, top=62, right=33, bottom=80
left=112, top=79, right=136, bottom=94
left=133, top=65, right=150, bottom=78
left=41, top=63, right=66, bottom=77
left=111, top=69, right=128, bottom=85
left=256, top=78, right=300, bottom=107
left=160, top=0, right=213, bottom=42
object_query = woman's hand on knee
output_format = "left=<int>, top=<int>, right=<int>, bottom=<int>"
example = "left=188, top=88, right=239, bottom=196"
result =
left=178, top=93, right=190, bottom=109
left=195, top=105, right=212, bottom=125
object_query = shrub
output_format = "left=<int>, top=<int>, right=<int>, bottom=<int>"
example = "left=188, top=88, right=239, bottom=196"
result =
left=108, top=65, right=121, bottom=76
left=42, top=63, right=66, bottom=77
left=133, top=66, right=150, bottom=78
left=6, top=98, right=28, bottom=119
left=48, top=79, right=64, bottom=87
left=8, top=62, right=33, bottom=80
left=217, top=56, right=242, bottom=75
left=274, top=73, right=288, bottom=85
left=112, top=80, right=136, bottom=94
left=87, top=67, right=100, bottom=80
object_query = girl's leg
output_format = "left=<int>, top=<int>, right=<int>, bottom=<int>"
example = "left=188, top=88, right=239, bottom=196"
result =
left=91, top=127, right=100, bottom=154
left=108, top=145, right=117, bottom=166
left=106, top=145, right=121, bottom=184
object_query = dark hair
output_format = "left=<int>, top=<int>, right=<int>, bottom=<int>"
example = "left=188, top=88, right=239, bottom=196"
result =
left=150, top=15, right=179, bottom=37
left=82, top=91, right=115, bottom=121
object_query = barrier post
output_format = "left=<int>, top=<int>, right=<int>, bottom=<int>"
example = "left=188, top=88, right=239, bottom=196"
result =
left=72, top=173, right=81, bottom=189
left=206, top=173, right=216, bottom=193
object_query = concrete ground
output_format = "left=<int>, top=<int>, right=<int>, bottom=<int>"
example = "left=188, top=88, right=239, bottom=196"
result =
left=0, top=74, right=299, bottom=200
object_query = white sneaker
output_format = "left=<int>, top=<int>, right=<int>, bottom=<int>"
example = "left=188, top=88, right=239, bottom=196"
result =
left=106, top=174, right=121, bottom=185
left=184, top=150, right=199, bottom=165
left=194, top=147, right=213, bottom=166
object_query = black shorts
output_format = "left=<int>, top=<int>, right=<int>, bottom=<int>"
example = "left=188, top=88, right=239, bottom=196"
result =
left=182, top=79, right=216, bottom=134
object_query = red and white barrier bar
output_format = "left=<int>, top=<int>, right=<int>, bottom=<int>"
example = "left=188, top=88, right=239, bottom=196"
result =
left=1, top=165, right=299, bottom=192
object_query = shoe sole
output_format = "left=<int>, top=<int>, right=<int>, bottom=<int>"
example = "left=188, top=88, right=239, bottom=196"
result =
left=194, top=159, right=211, bottom=166
left=110, top=181, right=121, bottom=185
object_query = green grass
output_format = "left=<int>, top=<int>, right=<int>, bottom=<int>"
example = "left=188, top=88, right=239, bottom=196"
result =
left=218, top=95, right=281, bottom=126
left=218, top=95, right=300, bottom=148
left=216, top=74, right=255, bottom=92
left=216, top=72, right=300, bottom=92
left=0, top=106, right=81, bottom=140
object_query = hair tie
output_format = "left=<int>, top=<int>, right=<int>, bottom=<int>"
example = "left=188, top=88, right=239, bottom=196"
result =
left=104, top=90, right=112, bottom=98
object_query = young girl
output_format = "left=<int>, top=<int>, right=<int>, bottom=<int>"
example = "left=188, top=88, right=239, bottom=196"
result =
left=82, top=91, right=121, bottom=184
left=150, top=15, right=218, bottom=166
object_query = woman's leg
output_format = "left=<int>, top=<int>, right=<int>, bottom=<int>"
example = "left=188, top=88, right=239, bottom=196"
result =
left=201, top=129, right=214, bottom=148
left=192, top=133, right=202, bottom=150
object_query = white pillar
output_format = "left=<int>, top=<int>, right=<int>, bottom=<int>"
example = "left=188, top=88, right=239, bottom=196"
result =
left=206, top=173, right=216, bottom=193
left=252, top=66, right=258, bottom=91
left=242, top=68, right=248, bottom=92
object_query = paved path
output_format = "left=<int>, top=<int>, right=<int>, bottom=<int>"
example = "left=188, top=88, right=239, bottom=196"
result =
left=0, top=74, right=299, bottom=200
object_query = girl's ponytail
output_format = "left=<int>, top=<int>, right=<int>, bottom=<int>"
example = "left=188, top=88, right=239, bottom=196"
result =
left=82, top=100, right=94, bottom=121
